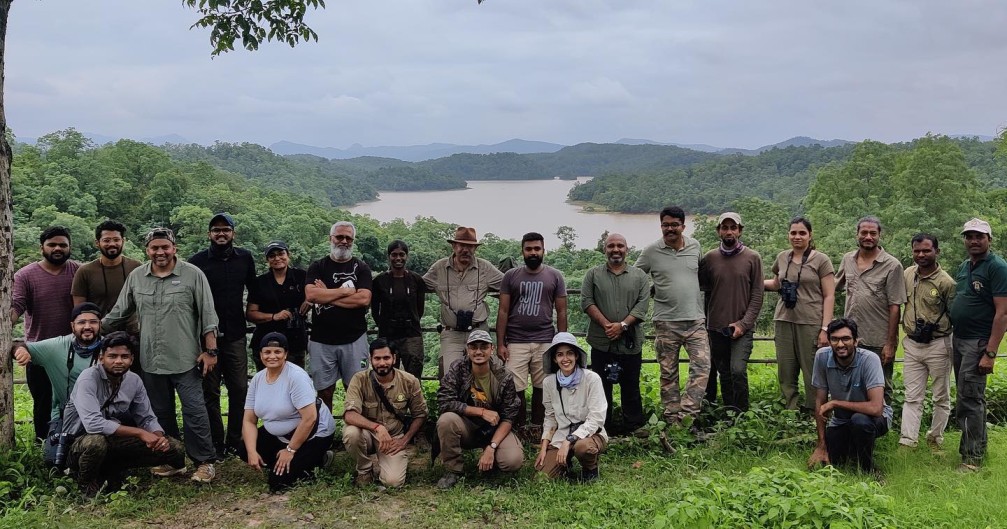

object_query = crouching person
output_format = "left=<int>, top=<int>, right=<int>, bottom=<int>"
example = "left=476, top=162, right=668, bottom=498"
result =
left=61, top=331, right=185, bottom=498
left=436, top=330, right=524, bottom=489
left=343, top=338, right=428, bottom=487
left=535, top=332, right=608, bottom=482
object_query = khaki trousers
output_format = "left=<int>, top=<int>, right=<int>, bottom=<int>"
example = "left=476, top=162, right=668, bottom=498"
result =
left=436, top=412, right=524, bottom=473
left=900, top=335, right=952, bottom=446
left=539, top=434, right=607, bottom=479
left=506, top=342, right=549, bottom=392
left=774, top=321, right=820, bottom=411
left=343, top=425, right=411, bottom=487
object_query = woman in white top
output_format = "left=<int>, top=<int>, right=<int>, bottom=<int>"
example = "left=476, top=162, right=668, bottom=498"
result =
left=242, top=332, right=334, bottom=492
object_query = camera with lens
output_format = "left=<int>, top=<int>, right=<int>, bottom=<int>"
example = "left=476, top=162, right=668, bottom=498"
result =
left=454, top=309, right=475, bottom=331
left=779, top=279, right=799, bottom=309
left=286, top=307, right=306, bottom=331
left=908, top=318, right=937, bottom=344
left=719, top=325, right=736, bottom=337
left=604, top=362, right=623, bottom=383
left=48, top=431, right=75, bottom=469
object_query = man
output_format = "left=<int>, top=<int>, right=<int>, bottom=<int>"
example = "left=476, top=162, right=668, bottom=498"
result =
left=436, top=330, right=523, bottom=489
left=12, top=226, right=81, bottom=441
left=342, top=338, right=428, bottom=488
left=949, top=218, right=1007, bottom=470
left=13, top=302, right=104, bottom=459
left=371, top=240, right=428, bottom=379
left=635, top=206, right=711, bottom=426
left=305, top=221, right=373, bottom=411
left=61, top=331, right=186, bottom=498
left=496, top=232, right=568, bottom=430
left=103, top=227, right=219, bottom=483
left=71, top=220, right=142, bottom=337
left=188, top=212, right=257, bottom=458
left=424, top=227, right=503, bottom=376
left=835, top=216, right=907, bottom=405
left=899, top=234, right=955, bottom=450
left=246, top=240, right=310, bottom=369
left=808, top=318, right=891, bottom=473
left=581, top=233, right=650, bottom=435
left=699, top=212, right=764, bottom=413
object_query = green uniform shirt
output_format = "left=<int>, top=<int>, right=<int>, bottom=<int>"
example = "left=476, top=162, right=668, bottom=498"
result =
left=26, top=335, right=94, bottom=420
left=950, top=253, right=1007, bottom=340
left=635, top=236, right=704, bottom=322
left=103, top=259, right=219, bottom=375
left=581, top=263, right=650, bottom=354
left=902, top=264, right=956, bottom=338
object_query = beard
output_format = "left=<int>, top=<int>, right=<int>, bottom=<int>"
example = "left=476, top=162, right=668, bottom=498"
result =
left=330, top=244, right=353, bottom=262
left=43, top=252, right=71, bottom=266
left=523, top=255, right=543, bottom=269
left=100, top=246, right=122, bottom=260
left=374, top=365, right=393, bottom=377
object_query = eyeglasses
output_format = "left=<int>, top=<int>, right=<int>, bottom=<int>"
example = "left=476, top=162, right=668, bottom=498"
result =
left=99, top=237, right=123, bottom=244
left=661, top=222, right=683, bottom=229
left=332, top=235, right=354, bottom=242
left=828, top=336, right=855, bottom=344
left=210, top=227, right=233, bottom=234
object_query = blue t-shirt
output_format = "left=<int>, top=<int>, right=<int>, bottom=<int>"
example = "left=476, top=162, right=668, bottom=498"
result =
left=811, top=347, right=893, bottom=428
left=245, top=362, right=334, bottom=441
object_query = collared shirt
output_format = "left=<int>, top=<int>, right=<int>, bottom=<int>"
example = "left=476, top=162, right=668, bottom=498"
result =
left=580, top=263, right=650, bottom=354
left=902, top=264, right=956, bottom=338
left=424, top=256, right=503, bottom=328
left=25, top=334, right=94, bottom=419
left=836, top=248, right=907, bottom=347
left=343, top=368, right=428, bottom=437
left=103, top=260, right=219, bottom=375
left=635, top=236, right=704, bottom=322
left=188, top=246, right=256, bottom=343
left=950, top=252, right=1007, bottom=339
left=811, top=347, right=893, bottom=428
left=62, top=366, right=162, bottom=437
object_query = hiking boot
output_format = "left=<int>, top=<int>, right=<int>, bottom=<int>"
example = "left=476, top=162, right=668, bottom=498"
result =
left=630, top=427, right=651, bottom=439
left=191, top=462, right=216, bottom=483
left=323, top=450, right=335, bottom=468
left=80, top=480, right=103, bottom=500
left=437, top=471, right=460, bottom=490
left=151, top=464, right=187, bottom=477
left=580, top=468, right=600, bottom=483
left=957, top=462, right=980, bottom=473
left=926, top=438, right=943, bottom=453
left=354, top=472, right=374, bottom=487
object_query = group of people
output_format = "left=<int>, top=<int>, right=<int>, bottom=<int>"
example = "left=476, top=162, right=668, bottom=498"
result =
left=10, top=207, right=1006, bottom=497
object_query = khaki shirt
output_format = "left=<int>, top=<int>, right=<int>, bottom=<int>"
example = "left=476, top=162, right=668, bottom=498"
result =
left=771, top=250, right=835, bottom=326
left=343, top=368, right=427, bottom=437
left=424, top=256, right=503, bottom=327
left=836, top=248, right=907, bottom=347
left=902, top=264, right=955, bottom=338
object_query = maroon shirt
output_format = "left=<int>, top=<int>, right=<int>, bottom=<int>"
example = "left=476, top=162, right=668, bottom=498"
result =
left=12, top=261, right=80, bottom=342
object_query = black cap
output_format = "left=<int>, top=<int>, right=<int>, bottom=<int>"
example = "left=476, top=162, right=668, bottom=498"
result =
left=264, top=240, right=289, bottom=256
left=209, top=212, right=235, bottom=229
left=259, top=332, right=289, bottom=351
left=71, top=302, right=103, bottom=321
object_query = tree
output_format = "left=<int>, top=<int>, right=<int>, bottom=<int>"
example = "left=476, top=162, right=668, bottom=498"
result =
left=556, top=225, right=577, bottom=251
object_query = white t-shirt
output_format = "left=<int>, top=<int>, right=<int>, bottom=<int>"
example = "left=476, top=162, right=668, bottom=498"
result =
left=245, top=362, right=334, bottom=441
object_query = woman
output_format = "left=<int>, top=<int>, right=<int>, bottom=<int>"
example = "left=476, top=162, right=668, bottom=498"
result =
left=535, top=332, right=608, bottom=482
left=246, top=240, right=311, bottom=369
left=764, top=217, right=836, bottom=411
left=243, top=332, right=334, bottom=492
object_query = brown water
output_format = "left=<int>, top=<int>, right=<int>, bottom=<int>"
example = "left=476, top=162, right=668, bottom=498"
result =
left=347, top=177, right=695, bottom=250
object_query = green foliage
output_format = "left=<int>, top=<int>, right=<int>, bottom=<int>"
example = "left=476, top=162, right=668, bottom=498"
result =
left=184, top=0, right=325, bottom=56
left=419, top=152, right=551, bottom=180
left=528, top=142, right=720, bottom=178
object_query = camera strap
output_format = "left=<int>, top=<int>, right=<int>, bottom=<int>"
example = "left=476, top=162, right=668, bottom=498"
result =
left=370, top=370, right=411, bottom=427
left=784, top=249, right=810, bottom=285
left=912, top=272, right=950, bottom=327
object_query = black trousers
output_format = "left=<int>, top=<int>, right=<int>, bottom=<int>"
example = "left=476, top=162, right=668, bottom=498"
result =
left=590, top=348, right=644, bottom=432
left=26, top=363, right=52, bottom=441
left=204, top=338, right=249, bottom=455
left=240, top=426, right=333, bottom=492
left=825, top=413, right=888, bottom=472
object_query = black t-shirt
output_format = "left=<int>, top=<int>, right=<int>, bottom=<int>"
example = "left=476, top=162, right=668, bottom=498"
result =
left=371, top=271, right=427, bottom=338
left=247, top=267, right=308, bottom=352
left=306, top=256, right=373, bottom=345
left=188, top=246, right=256, bottom=343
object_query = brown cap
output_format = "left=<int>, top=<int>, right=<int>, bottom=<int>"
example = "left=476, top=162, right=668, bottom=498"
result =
left=447, top=226, right=481, bottom=245
left=716, top=212, right=743, bottom=228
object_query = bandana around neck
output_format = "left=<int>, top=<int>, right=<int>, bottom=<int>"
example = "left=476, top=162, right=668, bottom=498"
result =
left=719, top=241, right=745, bottom=257
left=557, top=366, right=583, bottom=389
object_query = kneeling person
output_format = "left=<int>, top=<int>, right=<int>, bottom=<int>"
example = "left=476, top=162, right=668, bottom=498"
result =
left=535, top=332, right=608, bottom=482
left=343, top=338, right=428, bottom=487
left=61, top=332, right=185, bottom=498
left=809, top=318, right=892, bottom=472
left=436, top=330, right=524, bottom=489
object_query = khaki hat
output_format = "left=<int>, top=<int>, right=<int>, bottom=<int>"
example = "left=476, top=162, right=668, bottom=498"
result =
left=447, top=226, right=481, bottom=245
left=717, top=212, right=743, bottom=228
left=961, top=218, right=992, bottom=235
left=466, top=329, right=493, bottom=344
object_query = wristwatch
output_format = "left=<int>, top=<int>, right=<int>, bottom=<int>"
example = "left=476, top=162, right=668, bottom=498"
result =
left=489, top=441, right=499, bottom=450
left=566, top=434, right=578, bottom=444
left=985, top=350, right=998, bottom=359
left=205, top=348, right=219, bottom=357
left=620, top=322, right=629, bottom=332
left=285, top=446, right=296, bottom=454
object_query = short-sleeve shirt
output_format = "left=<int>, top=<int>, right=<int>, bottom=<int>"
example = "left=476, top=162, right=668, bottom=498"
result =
left=811, top=347, right=893, bottom=427
left=72, top=258, right=143, bottom=334
left=245, top=362, right=334, bottom=441
left=500, top=265, right=567, bottom=343
left=634, top=236, right=704, bottom=322
left=902, top=264, right=956, bottom=338
left=25, top=335, right=94, bottom=419
left=343, top=368, right=428, bottom=437
left=836, top=249, right=907, bottom=347
left=248, top=267, right=308, bottom=352
left=12, top=261, right=81, bottom=342
left=306, top=256, right=373, bottom=345
left=950, top=253, right=1007, bottom=339
left=771, top=250, right=835, bottom=326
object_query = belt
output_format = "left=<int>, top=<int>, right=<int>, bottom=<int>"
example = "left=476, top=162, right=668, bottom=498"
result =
left=444, top=322, right=486, bottom=332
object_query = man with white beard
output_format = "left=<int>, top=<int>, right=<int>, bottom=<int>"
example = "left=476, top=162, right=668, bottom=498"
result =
left=305, top=221, right=374, bottom=410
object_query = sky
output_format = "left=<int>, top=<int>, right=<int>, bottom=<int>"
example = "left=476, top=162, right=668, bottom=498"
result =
left=6, top=0, right=1007, bottom=150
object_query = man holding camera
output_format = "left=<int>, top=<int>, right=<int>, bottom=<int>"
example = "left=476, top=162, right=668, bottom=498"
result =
left=343, top=338, right=427, bottom=488
left=372, top=240, right=428, bottom=379
left=246, top=240, right=310, bottom=369
left=699, top=212, right=764, bottom=413
left=898, top=234, right=955, bottom=450
left=424, top=227, right=503, bottom=377
left=582, top=233, right=650, bottom=435
left=835, top=216, right=907, bottom=406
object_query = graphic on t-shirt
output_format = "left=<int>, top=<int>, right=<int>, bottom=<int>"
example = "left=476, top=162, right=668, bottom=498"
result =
left=515, top=280, right=545, bottom=317
left=314, top=262, right=360, bottom=315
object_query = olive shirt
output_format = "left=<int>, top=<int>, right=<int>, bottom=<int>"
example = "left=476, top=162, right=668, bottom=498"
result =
left=71, top=257, right=143, bottom=334
left=836, top=249, right=907, bottom=348
left=581, top=263, right=650, bottom=355
left=771, top=250, right=835, bottom=326
left=635, top=236, right=704, bottom=322
left=902, top=264, right=956, bottom=338
left=423, top=256, right=503, bottom=329
left=949, top=252, right=1007, bottom=340
left=103, top=259, right=219, bottom=375
left=343, top=368, right=428, bottom=437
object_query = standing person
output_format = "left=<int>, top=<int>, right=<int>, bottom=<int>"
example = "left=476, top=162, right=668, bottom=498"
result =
left=835, top=216, right=907, bottom=406
left=899, top=234, right=955, bottom=450
left=699, top=212, right=764, bottom=413
left=246, top=241, right=310, bottom=370
left=305, top=221, right=373, bottom=411
left=424, top=227, right=503, bottom=377
left=764, top=217, right=836, bottom=412
left=71, top=220, right=142, bottom=337
left=949, top=218, right=1007, bottom=471
left=12, top=226, right=81, bottom=441
left=102, top=227, right=220, bottom=483
left=371, top=240, right=428, bottom=379
left=497, top=232, right=568, bottom=431
left=581, top=233, right=650, bottom=435
left=189, top=212, right=257, bottom=459
left=635, top=206, right=711, bottom=427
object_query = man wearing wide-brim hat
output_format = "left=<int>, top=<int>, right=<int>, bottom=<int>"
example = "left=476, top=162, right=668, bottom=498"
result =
left=423, top=226, right=504, bottom=377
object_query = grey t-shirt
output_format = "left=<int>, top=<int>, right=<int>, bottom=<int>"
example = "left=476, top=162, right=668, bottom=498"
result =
left=811, top=347, right=893, bottom=428
left=245, top=362, right=335, bottom=441
left=500, top=265, right=567, bottom=343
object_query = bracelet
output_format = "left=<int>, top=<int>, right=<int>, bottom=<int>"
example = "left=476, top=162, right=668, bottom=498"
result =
left=271, top=313, right=276, bottom=321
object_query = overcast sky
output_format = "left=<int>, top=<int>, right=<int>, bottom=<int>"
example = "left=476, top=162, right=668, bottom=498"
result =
left=6, top=0, right=1007, bottom=149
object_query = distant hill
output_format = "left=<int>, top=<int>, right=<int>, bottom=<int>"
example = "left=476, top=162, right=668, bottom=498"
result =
left=615, top=138, right=722, bottom=153
left=719, top=136, right=854, bottom=155
left=528, top=142, right=721, bottom=177
left=269, top=138, right=566, bottom=162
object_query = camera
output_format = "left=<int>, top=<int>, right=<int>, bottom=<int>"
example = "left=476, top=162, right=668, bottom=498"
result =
left=604, top=362, right=623, bottom=383
left=454, top=310, right=475, bottom=331
left=719, top=325, right=736, bottom=337
left=908, top=318, right=937, bottom=344
left=780, top=279, right=799, bottom=309
left=49, top=431, right=75, bottom=469
left=286, top=308, right=306, bottom=331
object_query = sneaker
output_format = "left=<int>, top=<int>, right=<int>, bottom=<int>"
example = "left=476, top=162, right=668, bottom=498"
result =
left=323, top=450, right=335, bottom=468
left=926, top=438, right=943, bottom=453
left=354, top=472, right=374, bottom=487
left=437, top=471, right=460, bottom=490
left=151, top=464, right=187, bottom=477
left=191, top=463, right=216, bottom=483
left=957, top=462, right=980, bottom=473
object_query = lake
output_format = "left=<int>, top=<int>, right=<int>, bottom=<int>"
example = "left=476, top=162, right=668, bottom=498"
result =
left=346, top=177, right=696, bottom=250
